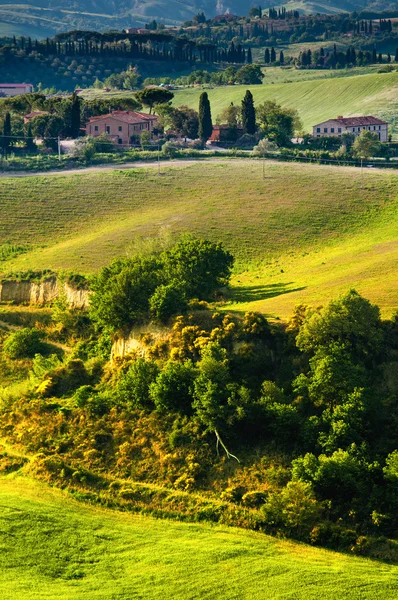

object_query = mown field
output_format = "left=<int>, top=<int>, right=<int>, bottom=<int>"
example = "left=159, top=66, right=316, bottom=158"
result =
left=172, top=70, right=398, bottom=135
left=0, top=476, right=397, bottom=600
left=1, top=159, right=398, bottom=318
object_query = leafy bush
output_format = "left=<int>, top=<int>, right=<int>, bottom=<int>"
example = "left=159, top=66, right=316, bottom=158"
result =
left=3, top=328, right=46, bottom=359
left=149, top=283, right=188, bottom=323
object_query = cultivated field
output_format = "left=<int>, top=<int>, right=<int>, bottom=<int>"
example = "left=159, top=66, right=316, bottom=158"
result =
left=1, top=159, right=398, bottom=318
left=172, top=71, right=398, bottom=135
left=0, top=476, right=397, bottom=600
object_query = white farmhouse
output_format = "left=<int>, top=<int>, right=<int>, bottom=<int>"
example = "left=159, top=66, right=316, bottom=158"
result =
left=312, top=116, right=388, bottom=142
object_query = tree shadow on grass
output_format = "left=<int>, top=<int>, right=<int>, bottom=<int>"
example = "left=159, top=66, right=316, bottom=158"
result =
left=230, top=282, right=307, bottom=303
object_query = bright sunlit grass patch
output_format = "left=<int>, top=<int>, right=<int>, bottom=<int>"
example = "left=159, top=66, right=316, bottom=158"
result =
left=0, top=476, right=397, bottom=600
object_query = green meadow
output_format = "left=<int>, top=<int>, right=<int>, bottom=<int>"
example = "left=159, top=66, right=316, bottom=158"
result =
left=1, top=159, right=398, bottom=318
left=0, top=476, right=397, bottom=600
left=172, top=70, right=398, bottom=135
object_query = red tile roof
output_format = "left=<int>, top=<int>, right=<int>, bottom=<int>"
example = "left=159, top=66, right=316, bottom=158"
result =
left=87, top=111, right=158, bottom=125
left=24, top=111, right=49, bottom=119
left=315, top=115, right=388, bottom=127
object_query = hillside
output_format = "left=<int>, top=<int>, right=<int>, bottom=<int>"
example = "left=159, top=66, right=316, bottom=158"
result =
left=172, top=70, right=398, bottom=136
left=1, top=159, right=398, bottom=319
left=0, top=1, right=396, bottom=38
left=1, top=476, right=397, bottom=600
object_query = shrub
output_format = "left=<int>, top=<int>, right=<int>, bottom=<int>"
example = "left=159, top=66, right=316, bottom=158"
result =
left=3, top=328, right=46, bottom=359
left=149, top=283, right=188, bottom=323
left=117, top=358, right=159, bottom=409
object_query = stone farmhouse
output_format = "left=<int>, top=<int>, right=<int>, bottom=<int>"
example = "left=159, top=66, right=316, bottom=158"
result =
left=0, top=83, right=33, bottom=97
left=85, top=111, right=159, bottom=145
left=312, top=116, right=389, bottom=142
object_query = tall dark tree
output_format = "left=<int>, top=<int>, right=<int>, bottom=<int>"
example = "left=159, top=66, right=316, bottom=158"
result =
left=198, top=92, right=213, bottom=142
left=70, top=92, right=81, bottom=138
left=241, top=90, right=256, bottom=135
left=247, top=47, right=252, bottom=64
left=270, top=47, right=276, bottom=62
left=264, top=48, right=270, bottom=64
left=25, top=122, right=36, bottom=153
left=2, top=112, right=11, bottom=156
left=279, top=50, right=284, bottom=65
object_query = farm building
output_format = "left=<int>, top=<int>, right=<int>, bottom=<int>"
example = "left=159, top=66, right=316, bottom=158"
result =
left=209, top=125, right=244, bottom=144
left=85, top=111, right=159, bottom=145
left=312, top=116, right=389, bottom=142
left=0, top=83, right=34, bottom=97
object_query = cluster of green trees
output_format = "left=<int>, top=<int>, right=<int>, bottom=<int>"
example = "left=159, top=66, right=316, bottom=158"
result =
left=297, top=44, right=398, bottom=69
left=179, top=9, right=398, bottom=48
left=90, top=235, right=233, bottom=332
left=193, top=90, right=301, bottom=146
left=1, top=239, right=398, bottom=553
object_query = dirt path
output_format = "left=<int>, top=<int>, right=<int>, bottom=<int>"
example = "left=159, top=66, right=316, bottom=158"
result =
left=0, top=157, right=237, bottom=178
left=0, top=156, right=393, bottom=179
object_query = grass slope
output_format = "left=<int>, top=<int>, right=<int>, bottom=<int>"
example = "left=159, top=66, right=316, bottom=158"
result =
left=1, top=160, right=398, bottom=318
left=0, top=476, right=397, bottom=600
left=172, top=71, right=398, bottom=136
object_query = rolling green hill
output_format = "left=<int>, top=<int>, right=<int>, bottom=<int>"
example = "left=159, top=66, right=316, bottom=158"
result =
left=172, top=70, right=398, bottom=136
left=0, top=1, right=396, bottom=38
left=1, top=159, right=398, bottom=319
left=1, top=476, right=397, bottom=600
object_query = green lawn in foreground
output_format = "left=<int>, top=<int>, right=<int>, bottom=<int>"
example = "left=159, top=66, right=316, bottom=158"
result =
left=172, top=70, right=398, bottom=135
left=1, top=160, right=398, bottom=318
left=0, top=476, right=397, bottom=600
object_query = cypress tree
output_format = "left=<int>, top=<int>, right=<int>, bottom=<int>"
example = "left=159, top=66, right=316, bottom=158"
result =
left=25, top=122, right=36, bottom=153
left=198, top=92, right=213, bottom=142
left=3, top=112, right=11, bottom=156
left=247, top=47, right=252, bottom=64
left=70, top=92, right=81, bottom=139
left=265, top=48, right=270, bottom=64
left=241, top=90, right=256, bottom=135
left=395, top=48, right=398, bottom=62
left=270, top=46, right=276, bottom=62
left=279, top=50, right=284, bottom=65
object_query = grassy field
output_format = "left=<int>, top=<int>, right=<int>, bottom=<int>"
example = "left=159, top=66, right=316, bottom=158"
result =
left=1, top=160, right=398, bottom=318
left=172, top=70, right=398, bottom=135
left=0, top=476, right=397, bottom=600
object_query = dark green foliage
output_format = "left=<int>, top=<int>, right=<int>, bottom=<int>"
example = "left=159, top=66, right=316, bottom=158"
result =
left=241, top=90, right=256, bottom=135
left=90, top=235, right=233, bottom=333
left=236, top=65, right=264, bottom=85
left=89, top=255, right=162, bottom=333
left=117, top=358, right=159, bottom=409
left=3, top=328, right=46, bottom=359
left=70, top=92, right=81, bottom=139
left=161, top=234, right=233, bottom=300
left=135, top=88, right=174, bottom=114
left=149, top=283, right=188, bottom=324
left=150, top=360, right=197, bottom=414
left=198, top=92, right=213, bottom=142
left=2, top=111, right=11, bottom=155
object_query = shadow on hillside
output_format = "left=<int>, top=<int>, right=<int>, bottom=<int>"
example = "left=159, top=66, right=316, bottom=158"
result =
left=230, top=282, right=306, bottom=303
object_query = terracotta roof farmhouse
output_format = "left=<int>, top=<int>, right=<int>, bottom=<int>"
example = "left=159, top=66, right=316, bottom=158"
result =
left=86, top=111, right=158, bottom=145
left=312, top=115, right=388, bottom=142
